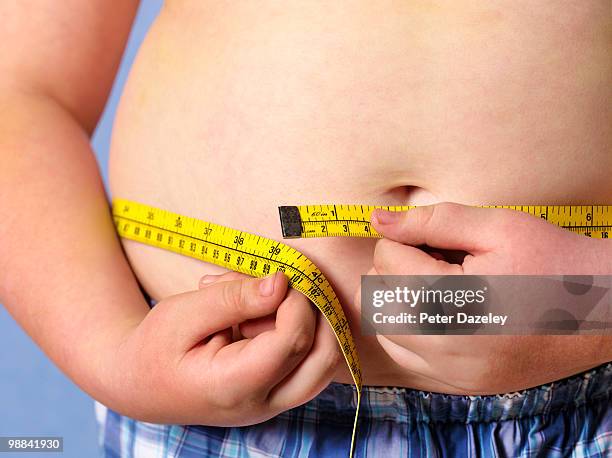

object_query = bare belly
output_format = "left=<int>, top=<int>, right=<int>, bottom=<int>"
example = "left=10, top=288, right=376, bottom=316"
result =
left=108, top=1, right=612, bottom=389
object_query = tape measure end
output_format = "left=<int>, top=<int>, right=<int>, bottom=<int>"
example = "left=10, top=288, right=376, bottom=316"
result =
left=279, top=206, right=303, bottom=238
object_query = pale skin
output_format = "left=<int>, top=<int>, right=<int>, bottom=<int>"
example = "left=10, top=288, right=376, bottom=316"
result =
left=110, top=0, right=611, bottom=392
left=1, top=0, right=610, bottom=429
left=366, top=204, right=612, bottom=394
left=0, top=1, right=339, bottom=426
left=113, top=271, right=341, bottom=425
left=226, top=204, right=612, bottom=395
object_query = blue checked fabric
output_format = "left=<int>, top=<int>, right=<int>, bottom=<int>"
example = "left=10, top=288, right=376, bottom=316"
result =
left=96, top=362, right=611, bottom=457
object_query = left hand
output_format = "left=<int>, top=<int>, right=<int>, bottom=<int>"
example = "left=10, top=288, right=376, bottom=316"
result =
left=361, top=202, right=611, bottom=394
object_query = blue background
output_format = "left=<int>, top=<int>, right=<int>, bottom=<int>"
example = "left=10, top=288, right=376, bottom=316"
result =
left=0, top=1, right=163, bottom=456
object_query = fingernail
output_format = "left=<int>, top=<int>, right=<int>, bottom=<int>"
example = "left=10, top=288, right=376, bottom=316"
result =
left=200, top=274, right=221, bottom=286
left=374, top=210, right=402, bottom=225
left=259, top=273, right=277, bottom=297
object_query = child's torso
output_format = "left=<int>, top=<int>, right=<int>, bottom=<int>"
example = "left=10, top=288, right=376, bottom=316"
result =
left=109, top=0, right=612, bottom=389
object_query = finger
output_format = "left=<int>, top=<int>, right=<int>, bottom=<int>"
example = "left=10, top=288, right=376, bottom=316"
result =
left=267, top=312, right=341, bottom=411
left=198, top=271, right=255, bottom=342
left=239, top=314, right=276, bottom=339
left=203, top=327, right=233, bottom=354
left=211, top=289, right=317, bottom=400
left=157, top=271, right=290, bottom=351
left=371, top=202, right=499, bottom=252
left=199, top=271, right=246, bottom=289
left=374, top=237, right=463, bottom=275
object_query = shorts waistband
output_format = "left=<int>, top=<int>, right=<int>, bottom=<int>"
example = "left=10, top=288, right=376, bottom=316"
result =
left=306, top=362, right=611, bottom=424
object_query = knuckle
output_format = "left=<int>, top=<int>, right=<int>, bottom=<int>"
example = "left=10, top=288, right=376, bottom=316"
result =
left=414, top=203, right=438, bottom=231
left=222, top=280, right=246, bottom=314
left=288, top=328, right=314, bottom=359
left=284, top=289, right=314, bottom=316
left=238, top=279, right=254, bottom=312
left=243, top=388, right=270, bottom=412
left=280, top=291, right=316, bottom=358
left=212, top=388, right=243, bottom=410
left=210, top=379, right=265, bottom=412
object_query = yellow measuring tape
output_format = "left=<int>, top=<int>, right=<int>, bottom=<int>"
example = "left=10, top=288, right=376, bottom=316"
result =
left=278, top=204, right=612, bottom=239
left=112, top=199, right=611, bottom=457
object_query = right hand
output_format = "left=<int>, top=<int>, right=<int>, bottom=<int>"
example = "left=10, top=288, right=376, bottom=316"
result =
left=107, top=271, right=341, bottom=426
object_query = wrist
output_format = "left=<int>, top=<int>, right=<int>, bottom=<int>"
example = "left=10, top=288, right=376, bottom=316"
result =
left=69, top=309, right=148, bottom=413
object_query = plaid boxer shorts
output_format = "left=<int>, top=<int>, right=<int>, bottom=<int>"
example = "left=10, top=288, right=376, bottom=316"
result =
left=101, top=205, right=611, bottom=456
left=96, top=362, right=611, bottom=457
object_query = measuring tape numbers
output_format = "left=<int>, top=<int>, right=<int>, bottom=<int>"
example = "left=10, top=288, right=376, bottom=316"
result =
left=279, top=204, right=612, bottom=239
left=112, top=198, right=362, bottom=457
left=113, top=199, right=611, bottom=458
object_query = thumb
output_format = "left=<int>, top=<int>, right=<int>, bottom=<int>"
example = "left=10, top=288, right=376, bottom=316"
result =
left=198, top=272, right=277, bottom=339
left=371, top=202, right=496, bottom=252
left=159, top=272, right=289, bottom=352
